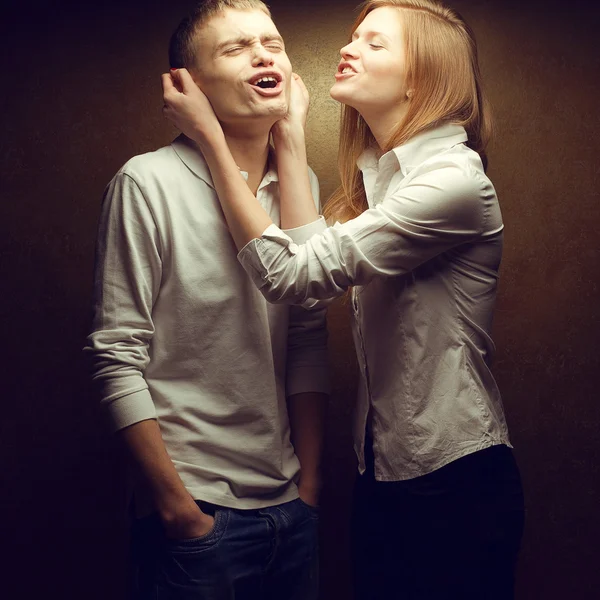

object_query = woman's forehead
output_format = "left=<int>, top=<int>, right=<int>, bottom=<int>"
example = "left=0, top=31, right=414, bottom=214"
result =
left=354, top=6, right=403, bottom=38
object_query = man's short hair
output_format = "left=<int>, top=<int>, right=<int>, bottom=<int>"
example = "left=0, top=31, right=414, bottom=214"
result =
left=169, top=0, right=272, bottom=69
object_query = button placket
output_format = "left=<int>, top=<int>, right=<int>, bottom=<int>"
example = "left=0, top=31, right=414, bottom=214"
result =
left=353, top=291, right=372, bottom=401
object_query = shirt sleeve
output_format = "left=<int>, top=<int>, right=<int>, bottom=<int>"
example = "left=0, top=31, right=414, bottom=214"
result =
left=285, top=304, right=330, bottom=396
left=84, top=172, right=161, bottom=432
left=238, top=164, right=495, bottom=305
left=282, top=167, right=330, bottom=396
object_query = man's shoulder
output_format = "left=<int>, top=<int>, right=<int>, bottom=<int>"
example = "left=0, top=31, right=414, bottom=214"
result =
left=117, top=142, right=179, bottom=183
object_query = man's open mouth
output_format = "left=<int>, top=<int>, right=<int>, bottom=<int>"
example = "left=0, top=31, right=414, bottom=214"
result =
left=249, top=72, right=283, bottom=90
left=254, top=77, right=278, bottom=89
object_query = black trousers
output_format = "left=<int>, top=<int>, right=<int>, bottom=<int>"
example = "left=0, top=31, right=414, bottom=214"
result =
left=352, top=443, right=524, bottom=600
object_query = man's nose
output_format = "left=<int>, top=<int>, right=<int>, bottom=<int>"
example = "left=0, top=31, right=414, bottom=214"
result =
left=252, top=46, right=275, bottom=67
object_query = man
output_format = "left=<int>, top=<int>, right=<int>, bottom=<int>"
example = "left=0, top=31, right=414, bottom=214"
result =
left=85, top=1, right=329, bottom=598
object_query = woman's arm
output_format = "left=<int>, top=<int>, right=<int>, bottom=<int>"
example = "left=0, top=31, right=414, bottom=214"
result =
left=237, top=164, right=496, bottom=304
left=270, top=75, right=320, bottom=229
left=162, top=70, right=494, bottom=307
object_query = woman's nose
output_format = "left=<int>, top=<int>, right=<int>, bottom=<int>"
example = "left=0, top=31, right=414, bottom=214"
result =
left=340, top=42, right=358, bottom=59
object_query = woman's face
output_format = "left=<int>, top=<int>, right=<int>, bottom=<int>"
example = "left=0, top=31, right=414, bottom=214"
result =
left=330, top=6, right=409, bottom=115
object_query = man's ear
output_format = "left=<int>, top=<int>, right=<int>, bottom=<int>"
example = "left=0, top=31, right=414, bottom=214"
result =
left=190, top=70, right=207, bottom=95
left=187, top=68, right=199, bottom=86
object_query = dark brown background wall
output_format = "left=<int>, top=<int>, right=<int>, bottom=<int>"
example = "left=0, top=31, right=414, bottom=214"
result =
left=1, top=0, right=599, bottom=598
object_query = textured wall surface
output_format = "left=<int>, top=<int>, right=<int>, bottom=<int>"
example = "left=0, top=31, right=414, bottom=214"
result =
left=1, top=0, right=599, bottom=598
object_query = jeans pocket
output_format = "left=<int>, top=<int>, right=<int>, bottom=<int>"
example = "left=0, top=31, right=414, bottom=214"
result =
left=297, top=498, right=320, bottom=520
left=166, top=509, right=229, bottom=553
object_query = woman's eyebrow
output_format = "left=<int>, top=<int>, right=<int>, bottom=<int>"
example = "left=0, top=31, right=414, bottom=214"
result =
left=352, top=29, right=392, bottom=42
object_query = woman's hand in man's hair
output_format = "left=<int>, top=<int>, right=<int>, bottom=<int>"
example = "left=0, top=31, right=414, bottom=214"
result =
left=161, top=68, right=225, bottom=147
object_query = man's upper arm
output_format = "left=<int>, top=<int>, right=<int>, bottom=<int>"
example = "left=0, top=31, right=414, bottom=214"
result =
left=286, top=303, right=330, bottom=398
left=285, top=167, right=330, bottom=397
left=85, top=171, right=161, bottom=431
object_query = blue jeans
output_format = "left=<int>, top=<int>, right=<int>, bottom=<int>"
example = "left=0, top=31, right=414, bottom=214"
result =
left=131, top=498, right=319, bottom=600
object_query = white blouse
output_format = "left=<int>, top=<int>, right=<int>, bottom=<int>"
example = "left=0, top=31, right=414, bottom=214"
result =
left=239, top=124, right=512, bottom=481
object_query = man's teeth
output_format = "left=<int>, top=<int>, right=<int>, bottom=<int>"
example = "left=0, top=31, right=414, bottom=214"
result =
left=342, top=67, right=353, bottom=74
left=255, top=77, right=278, bottom=85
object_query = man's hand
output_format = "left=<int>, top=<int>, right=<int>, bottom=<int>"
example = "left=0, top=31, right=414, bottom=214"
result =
left=118, top=419, right=216, bottom=541
left=160, top=496, right=215, bottom=540
left=272, top=73, right=310, bottom=147
left=298, top=478, right=321, bottom=508
left=162, top=68, right=225, bottom=146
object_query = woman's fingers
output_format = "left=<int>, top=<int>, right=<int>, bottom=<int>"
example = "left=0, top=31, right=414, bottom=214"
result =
left=292, top=73, right=308, bottom=93
left=176, top=68, right=197, bottom=94
left=159, top=69, right=223, bottom=142
left=161, top=73, right=178, bottom=119
left=161, top=72, right=176, bottom=100
left=291, top=72, right=310, bottom=107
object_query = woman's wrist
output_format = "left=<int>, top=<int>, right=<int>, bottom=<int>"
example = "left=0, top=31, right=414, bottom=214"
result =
left=273, top=118, right=305, bottom=142
left=273, top=125, right=307, bottom=158
left=192, top=125, right=227, bottom=155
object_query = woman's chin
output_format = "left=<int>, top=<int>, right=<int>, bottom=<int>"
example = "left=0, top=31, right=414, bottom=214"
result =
left=330, top=85, right=354, bottom=108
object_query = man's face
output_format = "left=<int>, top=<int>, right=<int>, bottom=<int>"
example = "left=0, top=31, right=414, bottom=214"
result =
left=193, top=9, right=292, bottom=128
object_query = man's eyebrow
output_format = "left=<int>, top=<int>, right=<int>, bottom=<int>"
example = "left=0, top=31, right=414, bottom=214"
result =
left=214, top=33, right=284, bottom=53
left=260, top=33, right=284, bottom=44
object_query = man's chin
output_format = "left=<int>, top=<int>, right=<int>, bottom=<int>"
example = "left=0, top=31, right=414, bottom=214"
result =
left=221, top=105, right=288, bottom=134
left=252, top=102, right=288, bottom=123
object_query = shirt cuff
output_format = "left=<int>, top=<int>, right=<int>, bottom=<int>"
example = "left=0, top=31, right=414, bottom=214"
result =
left=281, top=216, right=327, bottom=244
left=237, top=224, right=291, bottom=283
left=237, top=219, right=326, bottom=280
left=105, top=388, right=157, bottom=432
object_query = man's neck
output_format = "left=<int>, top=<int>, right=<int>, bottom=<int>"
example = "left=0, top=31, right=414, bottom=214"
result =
left=222, top=123, right=273, bottom=196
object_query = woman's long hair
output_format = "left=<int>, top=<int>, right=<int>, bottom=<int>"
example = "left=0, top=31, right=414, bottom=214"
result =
left=324, top=0, right=493, bottom=223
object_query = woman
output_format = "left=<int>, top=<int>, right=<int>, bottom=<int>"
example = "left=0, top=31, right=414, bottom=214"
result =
left=162, top=0, right=524, bottom=598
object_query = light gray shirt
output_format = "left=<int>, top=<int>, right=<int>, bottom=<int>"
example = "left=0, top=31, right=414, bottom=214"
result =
left=85, top=135, right=330, bottom=512
left=239, top=124, right=511, bottom=480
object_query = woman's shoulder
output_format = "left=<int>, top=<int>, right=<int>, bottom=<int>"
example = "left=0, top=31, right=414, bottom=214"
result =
left=412, top=141, right=495, bottom=197
left=407, top=143, right=482, bottom=189
left=397, top=144, right=500, bottom=233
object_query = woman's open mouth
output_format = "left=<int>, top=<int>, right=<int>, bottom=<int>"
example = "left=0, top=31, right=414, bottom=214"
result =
left=335, top=62, right=358, bottom=81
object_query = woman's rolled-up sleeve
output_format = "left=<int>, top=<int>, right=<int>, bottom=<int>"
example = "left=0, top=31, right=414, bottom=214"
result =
left=238, top=164, right=492, bottom=305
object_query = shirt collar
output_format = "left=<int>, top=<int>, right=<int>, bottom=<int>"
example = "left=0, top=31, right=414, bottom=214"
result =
left=258, top=146, right=279, bottom=190
left=357, top=123, right=468, bottom=177
left=171, top=134, right=279, bottom=190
